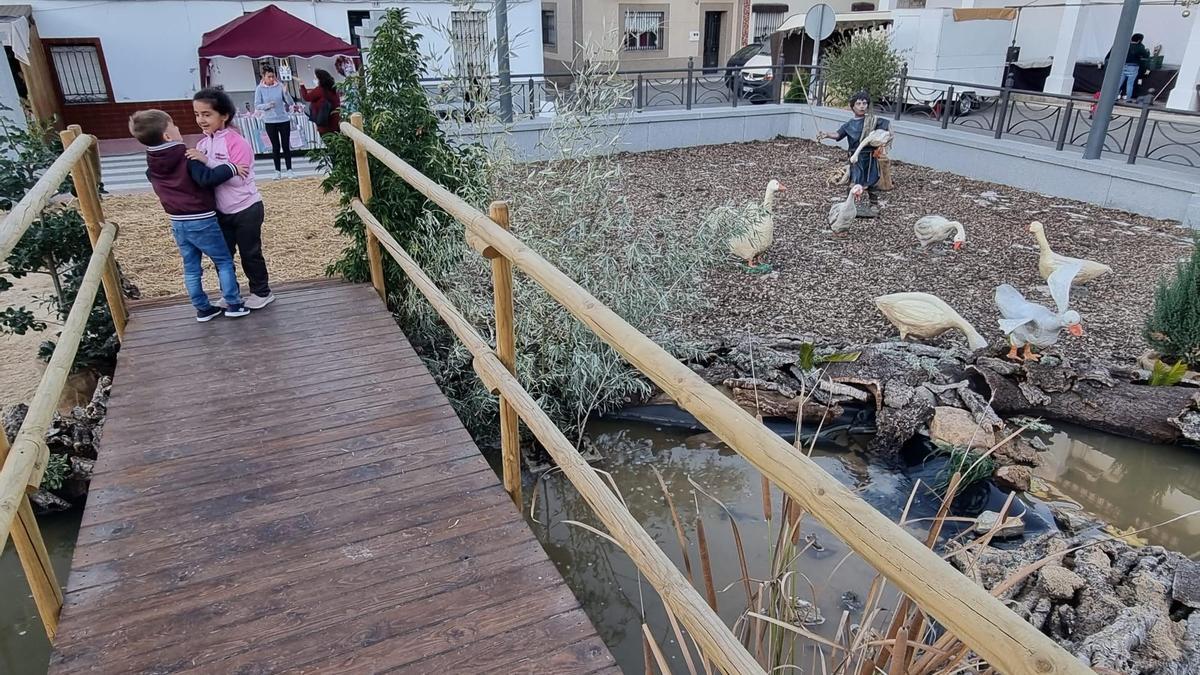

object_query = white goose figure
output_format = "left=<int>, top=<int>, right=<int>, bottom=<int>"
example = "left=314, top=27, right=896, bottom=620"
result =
left=995, top=263, right=1084, bottom=362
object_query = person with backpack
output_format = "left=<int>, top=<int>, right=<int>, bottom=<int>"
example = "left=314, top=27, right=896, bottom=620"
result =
left=299, top=69, right=341, bottom=136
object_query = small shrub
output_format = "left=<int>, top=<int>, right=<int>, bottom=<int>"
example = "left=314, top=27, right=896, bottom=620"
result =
left=783, top=70, right=811, bottom=104
left=1149, top=359, right=1188, bottom=386
left=822, top=28, right=903, bottom=107
left=930, top=442, right=995, bottom=494
left=0, top=110, right=118, bottom=372
left=1144, top=240, right=1200, bottom=369
left=40, top=453, right=70, bottom=492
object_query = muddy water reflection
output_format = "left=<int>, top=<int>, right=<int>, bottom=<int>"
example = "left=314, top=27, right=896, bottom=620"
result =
left=1036, top=423, right=1200, bottom=558
left=0, top=510, right=81, bottom=675
left=530, top=421, right=923, bottom=671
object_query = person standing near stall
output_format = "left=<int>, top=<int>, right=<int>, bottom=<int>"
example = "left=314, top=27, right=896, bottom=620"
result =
left=254, top=65, right=295, bottom=179
left=299, top=69, right=342, bottom=136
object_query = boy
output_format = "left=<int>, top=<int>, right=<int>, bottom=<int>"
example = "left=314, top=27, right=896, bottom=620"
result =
left=817, top=91, right=890, bottom=218
left=129, top=109, right=250, bottom=321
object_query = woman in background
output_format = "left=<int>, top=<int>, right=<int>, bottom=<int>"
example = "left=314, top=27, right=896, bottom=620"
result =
left=299, top=69, right=342, bottom=136
left=254, top=65, right=295, bottom=179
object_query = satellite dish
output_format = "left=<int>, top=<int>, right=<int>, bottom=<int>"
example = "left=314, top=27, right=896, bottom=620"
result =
left=804, top=3, right=837, bottom=41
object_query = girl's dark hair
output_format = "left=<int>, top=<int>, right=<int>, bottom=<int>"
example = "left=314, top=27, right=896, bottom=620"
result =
left=260, top=64, right=276, bottom=75
left=315, top=69, right=336, bottom=91
left=193, top=87, right=237, bottom=122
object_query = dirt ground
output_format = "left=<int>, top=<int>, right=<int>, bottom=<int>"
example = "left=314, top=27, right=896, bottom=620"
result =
left=615, top=138, right=1193, bottom=364
left=0, top=273, right=56, bottom=409
left=106, top=177, right=346, bottom=297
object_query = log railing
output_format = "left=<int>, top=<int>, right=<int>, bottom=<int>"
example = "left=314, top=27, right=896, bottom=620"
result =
left=341, top=113, right=1089, bottom=675
left=0, top=125, right=127, bottom=640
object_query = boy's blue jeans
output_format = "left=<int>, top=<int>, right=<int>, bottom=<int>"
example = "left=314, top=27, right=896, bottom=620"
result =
left=1119, top=63, right=1140, bottom=99
left=171, top=216, right=242, bottom=311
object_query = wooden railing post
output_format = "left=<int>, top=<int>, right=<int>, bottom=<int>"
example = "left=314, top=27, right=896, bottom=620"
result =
left=0, top=433, right=63, bottom=640
left=488, top=201, right=521, bottom=507
left=59, top=126, right=127, bottom=339
left=351, top=113, right=387, bottom=301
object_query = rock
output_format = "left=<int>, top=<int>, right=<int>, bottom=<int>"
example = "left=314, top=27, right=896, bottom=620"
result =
left=993, top=436, right=1040, bottom=466
left=29, top=489, right=72, bottom=513
left=1051, top=504, right=1103, bottom=534
left=930, top=406, right=996, bottom=449
left=993, top=465, right=1032, bottom=492
left=1039, top=566, right=1086, bottom=601
left=974, top=510, right=1025, bottom=539
left=1172, top=559, right=1200, bottom=609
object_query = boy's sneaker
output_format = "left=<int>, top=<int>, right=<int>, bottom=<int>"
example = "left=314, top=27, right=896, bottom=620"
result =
left=245, top=292, right=275, bottom=310
left=196, top=306, right=222, bottom=322
left=224, top=303, right=250, bottom=318
left=286, top=170, right=297, bottom=179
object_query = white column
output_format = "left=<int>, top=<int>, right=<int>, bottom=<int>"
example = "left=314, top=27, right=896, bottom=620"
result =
left=1167, top=15, right=1200, bottom=111
left=1044, top=1, right=1088, bottom=95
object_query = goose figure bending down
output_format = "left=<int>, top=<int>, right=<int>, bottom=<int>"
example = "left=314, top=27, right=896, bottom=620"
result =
left=995, top=263, right=1084, bottom=362
left=914, top=215, right=966, bottom=251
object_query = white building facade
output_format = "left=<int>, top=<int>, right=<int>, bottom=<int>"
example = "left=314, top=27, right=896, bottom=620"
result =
left=22, top=0, right=544, bottom=137
left=877, top=0, right=1200, bottom=111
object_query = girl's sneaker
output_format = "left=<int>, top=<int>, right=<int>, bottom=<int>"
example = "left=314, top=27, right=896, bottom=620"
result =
left=196, top=306, right=222, bottom=322
left=286, top=170, right=297, bottom=179
left=245, top=292, right=275, bottom=310
left=224, top=303, right=250, bottom=318
left=274, top=171, right=283, bottom=180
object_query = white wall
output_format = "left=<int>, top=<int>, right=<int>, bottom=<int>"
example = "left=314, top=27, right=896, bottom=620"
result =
left=0, top=58, right=25, bottom=131
left=1076, top=5, right=1196, bottom=65
left=28, top=0, right=544, bottom=102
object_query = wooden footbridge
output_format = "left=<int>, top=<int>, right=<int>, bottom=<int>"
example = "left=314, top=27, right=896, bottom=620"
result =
left=1, top=121, right=1094, bottom=674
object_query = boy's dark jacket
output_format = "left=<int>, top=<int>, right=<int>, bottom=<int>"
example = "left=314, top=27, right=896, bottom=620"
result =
left=144, top=141, right=237, bottom=220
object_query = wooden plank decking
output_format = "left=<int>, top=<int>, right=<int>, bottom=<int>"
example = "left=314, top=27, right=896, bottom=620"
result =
left=48, top=280, right=617, bottom=674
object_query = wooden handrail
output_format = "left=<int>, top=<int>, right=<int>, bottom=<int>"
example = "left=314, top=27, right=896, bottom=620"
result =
left=0, top=221, right=118, bottom=552
left=352, top=199, right=764, bottom=674
left=0, top=133, right=94, bottom=261
left=341, top=120, right=1089, bottom=675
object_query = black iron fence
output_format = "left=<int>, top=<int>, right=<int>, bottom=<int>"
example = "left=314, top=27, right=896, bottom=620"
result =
left=419, top=61, right=1200, bottom=169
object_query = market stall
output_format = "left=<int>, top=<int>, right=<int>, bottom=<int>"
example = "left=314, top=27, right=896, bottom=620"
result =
left=197, top=5, right=359, bottom=152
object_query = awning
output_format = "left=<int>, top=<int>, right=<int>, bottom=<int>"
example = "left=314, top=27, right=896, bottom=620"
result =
left=0, top=5, right=31, bottom=65
left=952, top=8, right=1017, bottom=21
left=199, top=5, right=359, bottom=59
left=775, top=10, right=892, bottom=35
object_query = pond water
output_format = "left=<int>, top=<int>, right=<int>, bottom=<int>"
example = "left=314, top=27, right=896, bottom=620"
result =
left=528, top=418, right=1200, bottom=671
left=0, top=509, right=81, bottom=675
left=3, top=419, right=1197, bottom=673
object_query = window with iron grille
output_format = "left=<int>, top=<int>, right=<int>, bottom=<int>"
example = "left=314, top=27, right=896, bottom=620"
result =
left=451, top=10, right=490, bottom=78
left=47, top=42, right=109, bottom=104
left=624, top=10, right=664, bottom=51
left=752, top=8, right=786, bottom=43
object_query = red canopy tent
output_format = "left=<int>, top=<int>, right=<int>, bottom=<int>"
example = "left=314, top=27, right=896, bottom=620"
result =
left=198, top=5, right=359, bottom=87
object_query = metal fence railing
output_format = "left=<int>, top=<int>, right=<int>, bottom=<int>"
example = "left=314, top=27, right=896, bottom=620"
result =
left=418, top=60, right=1200, bottom=169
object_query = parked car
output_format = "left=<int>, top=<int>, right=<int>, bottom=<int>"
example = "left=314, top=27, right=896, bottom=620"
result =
left=725, top=42, right=775, bottom=103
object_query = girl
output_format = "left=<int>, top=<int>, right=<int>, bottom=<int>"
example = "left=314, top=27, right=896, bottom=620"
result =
left=299, top=69, right=342, bottom=136
left=254, top=65, right=295, bottom=179
left=188, top=87, right=275, bottom=310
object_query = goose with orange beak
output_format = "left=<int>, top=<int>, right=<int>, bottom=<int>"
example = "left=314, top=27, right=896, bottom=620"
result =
left=995, top=263, right=1084, bottom=362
